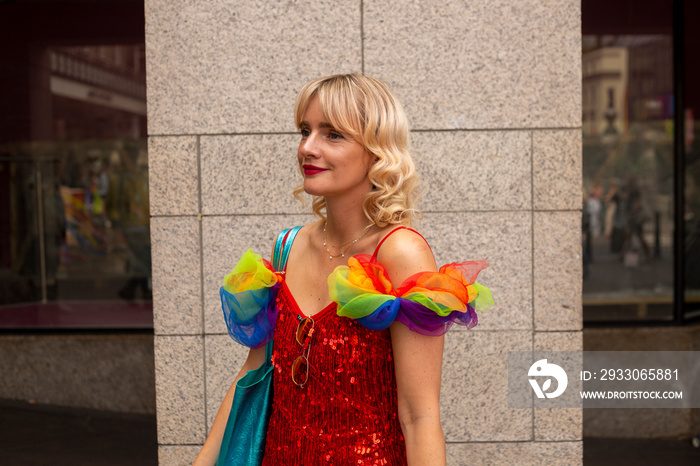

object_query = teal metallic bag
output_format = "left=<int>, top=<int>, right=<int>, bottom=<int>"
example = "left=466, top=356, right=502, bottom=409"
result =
left=217, top=339, right=273, bottom=466
left=217, top=226, right=301, bottom=466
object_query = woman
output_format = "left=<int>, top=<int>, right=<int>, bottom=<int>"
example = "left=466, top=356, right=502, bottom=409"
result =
left=195, top=74, right=491, bottom=465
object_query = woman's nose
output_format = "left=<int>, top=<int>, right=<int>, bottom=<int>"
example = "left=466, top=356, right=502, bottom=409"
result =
left=299, top=133, right=320, bottom=158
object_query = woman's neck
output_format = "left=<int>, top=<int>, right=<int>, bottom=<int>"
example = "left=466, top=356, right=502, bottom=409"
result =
left=324, top=196, right=374, bottom=245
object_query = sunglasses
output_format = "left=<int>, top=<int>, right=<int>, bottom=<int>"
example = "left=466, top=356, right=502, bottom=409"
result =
left=291, top=316, right=314, bottom=387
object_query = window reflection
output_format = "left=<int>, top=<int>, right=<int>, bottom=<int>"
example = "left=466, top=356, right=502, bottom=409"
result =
left=582, top=35, right=674, bottom=321
left=0, top=44, right=150, bottom=328
left=686, top=106, right=700, bottom=307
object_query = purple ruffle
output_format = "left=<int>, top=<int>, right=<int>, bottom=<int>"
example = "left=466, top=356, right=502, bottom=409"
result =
left=394, top=300, right=478, bottom=336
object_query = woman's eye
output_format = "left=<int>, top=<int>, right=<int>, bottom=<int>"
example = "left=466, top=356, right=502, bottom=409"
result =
left=328, top=132, right=343, bottom=140
left=300, top=128, right=310, bottom=138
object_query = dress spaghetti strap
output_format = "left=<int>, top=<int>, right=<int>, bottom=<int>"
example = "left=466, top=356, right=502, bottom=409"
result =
left=372, top=226, right=432, bottom=258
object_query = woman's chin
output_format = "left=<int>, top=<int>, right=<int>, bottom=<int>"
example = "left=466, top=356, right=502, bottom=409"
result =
left=303, top=181, right=330, bottom=197
left=303, top=179, right=372, bottom=199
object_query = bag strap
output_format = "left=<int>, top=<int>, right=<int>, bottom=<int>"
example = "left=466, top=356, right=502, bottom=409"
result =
left=273, top=226, right=302, bottom=271
left=266, top=226, right=302, bottom=363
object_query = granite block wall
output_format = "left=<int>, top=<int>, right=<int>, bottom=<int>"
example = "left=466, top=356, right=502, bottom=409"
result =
left=145, top=0, right=582, bottom=464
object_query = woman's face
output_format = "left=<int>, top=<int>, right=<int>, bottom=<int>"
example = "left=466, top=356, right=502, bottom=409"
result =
left=297, top=96, right=373, bottom=200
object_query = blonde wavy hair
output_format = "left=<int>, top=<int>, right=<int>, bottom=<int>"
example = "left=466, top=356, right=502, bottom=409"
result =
left=293, top=74, right=421, bottom=227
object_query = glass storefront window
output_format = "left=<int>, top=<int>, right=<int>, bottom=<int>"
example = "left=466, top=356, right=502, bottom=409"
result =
left=582, top=1, right=675, bottom=321
left=0, top=0, right=151, bottom=329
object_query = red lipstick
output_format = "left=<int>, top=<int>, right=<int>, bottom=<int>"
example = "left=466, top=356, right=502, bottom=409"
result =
left=302, top=164, right=327, bottom=176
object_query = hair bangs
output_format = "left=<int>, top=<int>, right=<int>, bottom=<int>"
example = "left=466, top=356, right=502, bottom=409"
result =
left=295, top=76, right=365, bottom=144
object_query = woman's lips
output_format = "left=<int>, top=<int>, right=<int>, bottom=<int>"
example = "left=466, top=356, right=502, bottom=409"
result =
left=302, top=165, right=327, bottom=176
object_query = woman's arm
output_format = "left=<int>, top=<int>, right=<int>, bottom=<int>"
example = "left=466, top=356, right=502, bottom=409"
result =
left=378, top=229, right=446, bottom=466
left=390, top=323, right=446, bottom=465
left=193, top=346, right=266, bottom=466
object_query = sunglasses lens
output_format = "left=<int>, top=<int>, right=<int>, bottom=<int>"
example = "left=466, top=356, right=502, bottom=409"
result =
left=291, top=355, right=309, bottom=386
left=296, top=317, right=313, bottom=345
left=292, top=317, right=314, bottom=387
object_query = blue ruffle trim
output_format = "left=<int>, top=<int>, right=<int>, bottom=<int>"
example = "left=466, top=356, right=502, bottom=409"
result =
left=220, top=283, right=280, bottom=349
left=355, top=298, right=402, bottom=331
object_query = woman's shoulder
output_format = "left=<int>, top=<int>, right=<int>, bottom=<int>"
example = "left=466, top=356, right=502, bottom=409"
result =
left=374, top=226, right=437, bottom=282
left=375, top=226, right=431, bottom=253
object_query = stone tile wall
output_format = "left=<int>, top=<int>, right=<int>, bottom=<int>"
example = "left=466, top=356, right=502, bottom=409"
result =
left=145, top=0, right=582, bottom=464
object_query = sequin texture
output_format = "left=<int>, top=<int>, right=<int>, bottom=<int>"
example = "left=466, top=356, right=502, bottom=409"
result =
left=262, top=282, right=407, bottom=465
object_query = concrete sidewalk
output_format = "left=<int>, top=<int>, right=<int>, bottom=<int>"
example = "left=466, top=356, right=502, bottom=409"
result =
left=2, top=399, right=700, bottom=465
left=0, top=399, right=157, bottom=465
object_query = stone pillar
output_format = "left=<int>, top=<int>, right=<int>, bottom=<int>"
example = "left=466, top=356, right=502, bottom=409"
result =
left=145, top=1, right=582, bottom=464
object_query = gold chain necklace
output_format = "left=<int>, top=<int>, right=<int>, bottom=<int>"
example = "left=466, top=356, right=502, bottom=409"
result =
left=323, top=221, right=374, bottom=260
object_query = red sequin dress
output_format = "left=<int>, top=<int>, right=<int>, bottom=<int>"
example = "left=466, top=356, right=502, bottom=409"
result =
left=262, top=280, right=407, bottom=465
left=220, top=227, right=492, bottom=465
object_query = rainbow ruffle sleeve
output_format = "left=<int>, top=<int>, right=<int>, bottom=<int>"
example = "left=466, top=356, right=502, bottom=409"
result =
left=328, top=254, right=493, bottom=336
left=220, top=249, right=283, bottom=348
